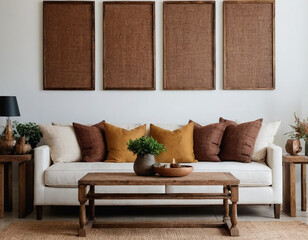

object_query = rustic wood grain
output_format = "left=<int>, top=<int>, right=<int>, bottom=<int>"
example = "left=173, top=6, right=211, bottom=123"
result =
left=103, top=2, right=155, bottom=90
left=4, top=163, right=12, bottom=211
left=283, top=161, right=291, bottom=215
left=302, top=164, right=307, bottom=211
left=223, top=0, right=275, bottom=90
left=289, top=163, right=296, bottom=217
left=283, top=155, right=308, bottom=217
left=18, top=162, right=26, bottom=218
left=93, top=220, right=226, bottom=228
left=0, top=155, right=32, bottom=162
left=283, top=155, right=308, bottom=163
left=274, top=204, right=280, bottom=219
left=79, top=172, right=240, bottom=186
left=163, top=1, right=215, bottom=90
left=223, top=186, right=229, bottom=219
left=78, top=172, right=240, bottom=236
left=43, top=1, right=95, bottom=90
left=230, top=186, right=239, bottom=236
left=87, top=193, right=230, bottom=200
left=0, top=155, right=33, bottom=219
left=78, top=184, right=87, bottom=237
left=0, top=164, right=4, bottom=218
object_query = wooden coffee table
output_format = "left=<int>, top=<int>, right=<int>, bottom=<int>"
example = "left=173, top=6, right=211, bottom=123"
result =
left=78, top=172, right=240, bottom=237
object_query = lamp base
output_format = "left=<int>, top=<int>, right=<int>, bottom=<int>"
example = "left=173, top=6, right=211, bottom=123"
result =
left=0, top=118, right=16, bottom=155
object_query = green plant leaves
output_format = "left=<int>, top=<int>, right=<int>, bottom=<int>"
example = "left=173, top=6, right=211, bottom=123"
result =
left=13, top=121, right=42, bottom=148
left=127, top=136, right=166, bottom=156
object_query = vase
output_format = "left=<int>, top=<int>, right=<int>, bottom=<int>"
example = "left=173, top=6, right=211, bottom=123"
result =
left=306, top=141, right=308, bottom=156
left=0, top=123, right=16, bottom=154
left=285, top=139, right=302, bottom=156
left=14, top=136, right=32, bottom=155
left=133, top=154, right=156, bottom=176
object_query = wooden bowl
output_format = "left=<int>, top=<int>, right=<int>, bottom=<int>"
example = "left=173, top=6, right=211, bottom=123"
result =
left=154, top=165, right=194, bottom=177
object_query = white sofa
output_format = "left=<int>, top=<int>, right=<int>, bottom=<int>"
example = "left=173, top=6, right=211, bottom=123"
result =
left=34, top=124, right=282, bottom=219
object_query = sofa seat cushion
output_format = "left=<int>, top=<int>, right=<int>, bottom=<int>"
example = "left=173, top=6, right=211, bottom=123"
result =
left=45, top=161, right=271, bottom=188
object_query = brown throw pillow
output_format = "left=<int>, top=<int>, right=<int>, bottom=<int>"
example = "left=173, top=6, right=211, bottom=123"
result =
left=150, top=122, right=196, bottom=163
left=219, top=117, right=263, bottom=163
left=103, top=123, right=146, bottom=163
left=73, top=121, right=106, bottom=162
left=189, top=120, right=226, bottom=162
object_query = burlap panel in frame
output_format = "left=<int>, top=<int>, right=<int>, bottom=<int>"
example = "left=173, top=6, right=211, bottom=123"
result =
left=224, top=1, right=275, bottom=90
left=103, top=2, right=155, bottom=90
left=163, top=2, right=215, bottom=90
left=43, top=2, right=95, bottom=90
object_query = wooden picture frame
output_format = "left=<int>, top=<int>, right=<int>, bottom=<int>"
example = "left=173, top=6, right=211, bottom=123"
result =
left=103, top=2, right=155, bottom=90
left=43, top=1, right=95, bottom=90
left=223, top=0, right=275, bottom=90
left=163, top=1, right=215, bottom=90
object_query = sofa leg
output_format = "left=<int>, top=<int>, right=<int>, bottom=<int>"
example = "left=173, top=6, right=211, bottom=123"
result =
left=36, top=206, right=43, bottom=220
left=274, top=204, right=280, bottom=219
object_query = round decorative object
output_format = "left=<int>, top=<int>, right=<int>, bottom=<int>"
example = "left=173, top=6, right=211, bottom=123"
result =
left=285, top=139, right=302, bottom=156
left=14, top=136, right=32, bottom=155
left=154, top=165, right=194, bottom=177
left=133, top=154, right=156, bottom=176
left=0, top=136, right=16, bottom=155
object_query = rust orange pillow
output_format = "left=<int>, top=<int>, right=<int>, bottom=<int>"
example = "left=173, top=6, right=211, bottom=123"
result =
left=219, top=117, right=263, bottom=163
left=150, top=122, right=196, bottom=163
left=189, top=120, right=226, bottom=162
left=103, top=123, right=146, bottom=162
left=73, top=121, right=106, bottom=162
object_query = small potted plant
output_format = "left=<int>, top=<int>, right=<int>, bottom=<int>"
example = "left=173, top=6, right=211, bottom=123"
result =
left=285, top=113, right=308, bottom=156
left=127, top=136, right=166, bottom=176
left=13, top=121, right=43, bottom=154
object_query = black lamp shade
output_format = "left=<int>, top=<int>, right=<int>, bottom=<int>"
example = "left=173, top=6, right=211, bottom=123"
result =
left=0, top=96, right=20, bottom=117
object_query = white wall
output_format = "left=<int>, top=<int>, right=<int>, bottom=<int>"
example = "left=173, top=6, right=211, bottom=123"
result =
left=0, top=0, right=308, bottom=149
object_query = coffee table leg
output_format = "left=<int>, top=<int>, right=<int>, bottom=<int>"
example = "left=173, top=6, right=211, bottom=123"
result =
left=78, top=184, right=87, bottom=237
left=89, top=185, right=95, bottom=221
left=223, top=185, right=229, bottom=221
left=230, top=186, right=239, bottom=236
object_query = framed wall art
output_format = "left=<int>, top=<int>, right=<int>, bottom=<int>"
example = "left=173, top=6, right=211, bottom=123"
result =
left=103, top=2, right=155, bottom=90
left=43, top=1, right=95, bottom=90
left=224, top=0, right=275, bottom=90
left=164, top=1, right=215, bottom=90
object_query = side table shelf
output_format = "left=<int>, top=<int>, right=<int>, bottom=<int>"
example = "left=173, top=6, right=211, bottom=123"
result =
left=283, top=155, right=308, bottom=217
left=0, top=154, right=33, bottom=218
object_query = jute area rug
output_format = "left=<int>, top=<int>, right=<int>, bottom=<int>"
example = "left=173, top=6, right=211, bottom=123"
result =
left=1, top=221, right=308, bottom=240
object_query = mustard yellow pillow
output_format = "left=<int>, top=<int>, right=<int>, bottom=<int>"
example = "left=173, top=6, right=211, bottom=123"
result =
left=104, top=123, right=146, bottom=162
left=150, top=122, right=196, bottom=163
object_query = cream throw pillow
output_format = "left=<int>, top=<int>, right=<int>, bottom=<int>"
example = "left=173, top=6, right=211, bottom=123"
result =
left=252, top=121, right=281, bottom=162
left=39, top=125, right=82, bottom=163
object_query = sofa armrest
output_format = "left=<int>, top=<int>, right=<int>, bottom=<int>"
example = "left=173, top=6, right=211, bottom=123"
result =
left=34, top=145, right=51, bottom=205
left=266, top=144, right=283, bottom=203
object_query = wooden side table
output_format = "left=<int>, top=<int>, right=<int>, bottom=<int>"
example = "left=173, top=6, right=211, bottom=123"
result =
left=283, top=155, right=308, bottom=217
left=0, top=154, right=34, bottom=218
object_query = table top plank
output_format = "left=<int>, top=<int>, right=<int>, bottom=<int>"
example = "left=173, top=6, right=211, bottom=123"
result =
left=78, top=172, right=240, bottom=186
left=283, top=155, right=308, bottom=163
left=0, top=154, right=32, bottom=163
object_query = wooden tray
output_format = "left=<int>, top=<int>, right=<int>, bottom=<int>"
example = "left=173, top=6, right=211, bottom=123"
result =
left=154, top=166, right=193, bottom=177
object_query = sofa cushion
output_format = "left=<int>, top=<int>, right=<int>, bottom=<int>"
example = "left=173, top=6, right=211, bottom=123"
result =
left=73, top=121, right=106, bottom=162
left=104, top=123, right=146, bottom=162
left=219, top=118, right=263, bottom=163
left=252, top=121, right=281, bottom=162
left=39, top=125, right=82, bottom=163
left=44, top=161, right=271, bottom=187
left=150, top=122, right=196, bottom=163
left=189, top=120, right=226, bottom=162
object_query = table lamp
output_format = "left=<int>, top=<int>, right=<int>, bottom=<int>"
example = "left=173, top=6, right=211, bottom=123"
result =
left=0, top=96, right=20, bottom=154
